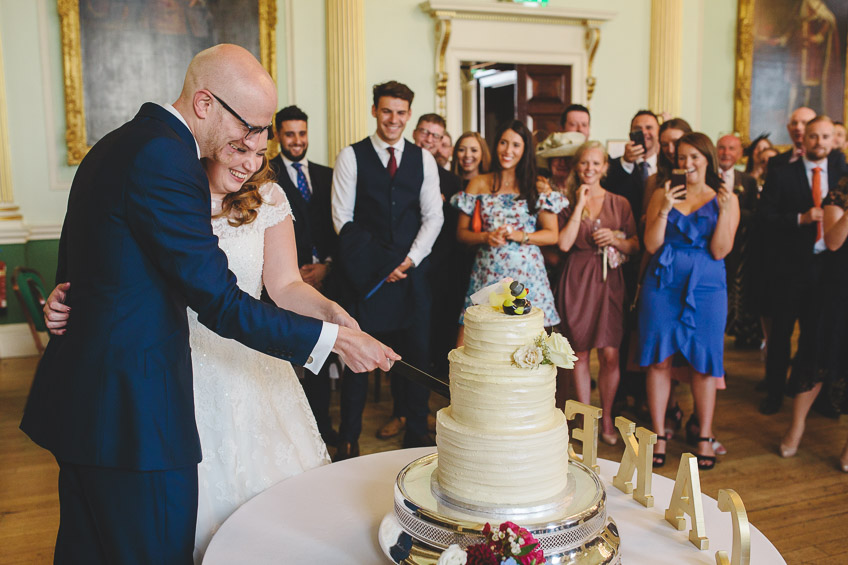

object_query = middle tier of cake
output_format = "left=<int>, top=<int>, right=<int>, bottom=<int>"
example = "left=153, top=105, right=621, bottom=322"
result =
left=446, top=348, right=560, bottom=432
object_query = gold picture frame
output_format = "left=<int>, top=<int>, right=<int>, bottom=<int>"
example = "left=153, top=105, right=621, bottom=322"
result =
left=734, top=0, right=848, bottom=148
left=57, top=0, right=277, bottom=165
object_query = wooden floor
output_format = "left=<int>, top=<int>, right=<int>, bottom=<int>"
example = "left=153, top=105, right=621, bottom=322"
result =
left=2, top=342, right=847, bottom=564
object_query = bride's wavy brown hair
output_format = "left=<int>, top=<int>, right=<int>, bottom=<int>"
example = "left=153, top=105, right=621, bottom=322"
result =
left=212, top=155, right=275, bottom=227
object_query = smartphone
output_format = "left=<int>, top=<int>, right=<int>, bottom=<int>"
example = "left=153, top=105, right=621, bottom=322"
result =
left=670, top=169, right=687, bottom=189
left=629, top=129, right=645, bottom=151
left=670, top=169, right=688, bottom=201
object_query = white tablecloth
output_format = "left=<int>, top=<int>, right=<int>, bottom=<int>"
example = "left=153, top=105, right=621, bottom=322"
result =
left=203, top=447, right=785, bottom=564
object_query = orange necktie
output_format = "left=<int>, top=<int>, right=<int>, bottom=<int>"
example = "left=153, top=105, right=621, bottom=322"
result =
left=812, top=166, right=822, bottom=242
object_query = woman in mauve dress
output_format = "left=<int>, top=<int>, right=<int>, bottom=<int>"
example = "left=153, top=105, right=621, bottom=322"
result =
left=556, top=141, right=638, bottom=444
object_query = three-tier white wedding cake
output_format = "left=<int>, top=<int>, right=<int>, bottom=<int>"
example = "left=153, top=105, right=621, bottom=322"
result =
left=434, top=304, right=572, bottom=509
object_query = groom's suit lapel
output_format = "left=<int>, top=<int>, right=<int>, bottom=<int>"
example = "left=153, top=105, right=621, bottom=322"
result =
left=136, top=103, right=199, bottom=156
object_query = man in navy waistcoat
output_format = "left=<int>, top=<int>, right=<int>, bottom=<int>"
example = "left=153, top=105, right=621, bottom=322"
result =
left=331, top=81, right=444, bottom=459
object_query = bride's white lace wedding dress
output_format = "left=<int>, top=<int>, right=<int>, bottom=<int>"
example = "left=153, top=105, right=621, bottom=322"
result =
left=191, top=183, right=330, bottom=561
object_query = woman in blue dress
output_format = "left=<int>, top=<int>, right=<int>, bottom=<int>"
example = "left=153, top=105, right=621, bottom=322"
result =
left=452, top=120, right=566, bottom=339
left=639, top=132, right=739, bottom=470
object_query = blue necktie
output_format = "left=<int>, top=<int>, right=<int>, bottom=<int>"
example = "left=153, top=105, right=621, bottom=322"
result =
left=292, top=162, right=311, bottom=202
left=639, top=161, right=650, bottom=183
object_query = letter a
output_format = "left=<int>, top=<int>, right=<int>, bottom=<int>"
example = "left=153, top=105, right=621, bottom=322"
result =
left=665, top=453, right=709, bottom=550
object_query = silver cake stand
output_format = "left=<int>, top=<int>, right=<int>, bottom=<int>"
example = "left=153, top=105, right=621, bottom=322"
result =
left=379, top=453, right=620, bottom=564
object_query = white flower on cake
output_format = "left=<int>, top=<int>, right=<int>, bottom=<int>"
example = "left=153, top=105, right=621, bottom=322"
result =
left=545, top=332, right=578, bottom=369
left=513, top=344, right=544, bottom=368
left=512, top=332, right=578, bottom=369
left=436, top=544, right=467, bottom=565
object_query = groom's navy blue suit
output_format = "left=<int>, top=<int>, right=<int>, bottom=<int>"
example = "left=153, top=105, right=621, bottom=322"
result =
left=21, top=103, right=322, bottom=564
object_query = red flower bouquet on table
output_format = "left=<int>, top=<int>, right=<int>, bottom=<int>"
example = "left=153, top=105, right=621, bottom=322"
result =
left=437, top=521, right=545, bottom=565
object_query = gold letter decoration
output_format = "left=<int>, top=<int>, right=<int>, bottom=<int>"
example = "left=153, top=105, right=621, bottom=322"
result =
left=715, top=489, right=751, bottom=565
left=665, top=453, right=709, bottom=550
left=611, top=416, right=656, bottom=507
left=564, top=400, right=602, bottom=474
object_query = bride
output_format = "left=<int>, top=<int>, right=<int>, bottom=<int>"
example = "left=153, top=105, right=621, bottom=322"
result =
left=43, top=129, right=354, bottom=562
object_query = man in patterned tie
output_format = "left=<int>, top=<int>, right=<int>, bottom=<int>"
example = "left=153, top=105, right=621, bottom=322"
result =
left=268, top=106, right=339, bottom=445
left=759, top=116, right=837, bottom=415
left=331, top=81, right=444, bottom=460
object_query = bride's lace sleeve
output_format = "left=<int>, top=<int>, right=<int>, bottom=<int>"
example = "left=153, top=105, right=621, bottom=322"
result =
left=257, top=183, right=293, bottom=230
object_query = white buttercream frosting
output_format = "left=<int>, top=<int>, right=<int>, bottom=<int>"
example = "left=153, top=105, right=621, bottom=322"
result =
left=435, top=305, right=570, bottom=507
left=462, top=305, right=546, bottom=362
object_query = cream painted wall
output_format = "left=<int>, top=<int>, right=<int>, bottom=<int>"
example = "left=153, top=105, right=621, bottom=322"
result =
left=0, top=0, right=71, bottom=226
left=286, top=0, right=329, bottom=164
left=700, top=0, right=738, bottom=140
left=364, top=0, right=436, bottom=143
left=0, top=0, right=740, bottom=227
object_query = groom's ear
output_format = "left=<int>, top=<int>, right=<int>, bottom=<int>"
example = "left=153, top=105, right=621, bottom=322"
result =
left=193, top=90, right=214, bottom=120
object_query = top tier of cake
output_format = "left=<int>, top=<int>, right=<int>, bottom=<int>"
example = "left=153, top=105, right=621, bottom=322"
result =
left=462, top=305, right=545, bottom=363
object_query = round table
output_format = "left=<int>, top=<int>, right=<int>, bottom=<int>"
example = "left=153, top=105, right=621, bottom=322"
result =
left=203, top=447, right=785, bottom=564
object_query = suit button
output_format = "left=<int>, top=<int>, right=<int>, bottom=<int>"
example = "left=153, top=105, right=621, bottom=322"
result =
left=307, top=356, right=314, bottom=364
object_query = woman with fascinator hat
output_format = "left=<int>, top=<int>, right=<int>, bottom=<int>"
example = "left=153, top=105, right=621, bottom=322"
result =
left=535, top=131, right=586, bottom=192
left=536, top=131, right=586, bottom=287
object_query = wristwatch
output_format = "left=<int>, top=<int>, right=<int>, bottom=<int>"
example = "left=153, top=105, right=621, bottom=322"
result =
left=522, top=232, right=530, bottom=244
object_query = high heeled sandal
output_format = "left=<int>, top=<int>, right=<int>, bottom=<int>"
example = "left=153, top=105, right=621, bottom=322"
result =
left=695, top=437, right=717, bottom=470
left=685, top=414, right=699, bottom=445
left=653, top=436, right=667, bottom=468
left=664, top=403, right=684, bottom=440
left=686, top=416, right=727, bottom=455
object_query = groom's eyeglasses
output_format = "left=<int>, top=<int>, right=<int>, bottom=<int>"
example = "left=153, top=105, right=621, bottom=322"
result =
left=209, top=92, right=273, bottom=140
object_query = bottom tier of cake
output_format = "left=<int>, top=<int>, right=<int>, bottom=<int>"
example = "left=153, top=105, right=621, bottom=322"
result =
left=434, top=407, right=570, bottom=507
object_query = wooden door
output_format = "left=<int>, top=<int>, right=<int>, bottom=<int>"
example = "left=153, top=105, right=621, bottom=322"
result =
left=516, top=64, right=572, bottom=144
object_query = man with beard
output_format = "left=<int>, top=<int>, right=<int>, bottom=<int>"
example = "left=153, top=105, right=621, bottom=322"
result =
left=759, top=116, right=838, bottom=414
left=269, top=105, right=339, bottom=445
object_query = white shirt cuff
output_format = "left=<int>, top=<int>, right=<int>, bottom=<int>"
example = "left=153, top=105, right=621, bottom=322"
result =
left=406, top=251, right=422, bottom=267
left=621, top=159, right=635, bottom=174
left=302, top=321, right=339, bottom=374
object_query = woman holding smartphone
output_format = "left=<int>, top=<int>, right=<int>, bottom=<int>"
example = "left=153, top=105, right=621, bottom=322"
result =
left=452, top=120, right=565, bottom=332
left=638, top=132, right=740, bottom=470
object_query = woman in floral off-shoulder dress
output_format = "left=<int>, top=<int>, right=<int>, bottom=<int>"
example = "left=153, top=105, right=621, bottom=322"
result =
left=451, top=120, right=566, bottom=338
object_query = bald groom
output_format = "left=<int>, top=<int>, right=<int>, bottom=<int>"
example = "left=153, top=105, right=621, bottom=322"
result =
left=21, top=45, right=397, bottom=564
